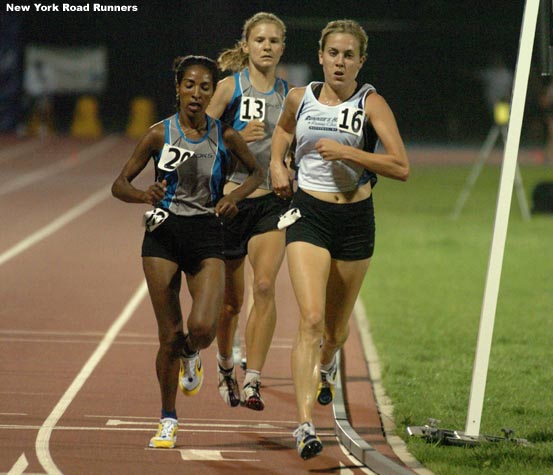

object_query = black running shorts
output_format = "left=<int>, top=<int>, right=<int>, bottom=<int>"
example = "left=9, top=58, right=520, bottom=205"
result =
left=223, top=192, right=289, bottom=260
left=142, top=212, right=224, bottom=274
left=285, top=188, right=375, bottom=260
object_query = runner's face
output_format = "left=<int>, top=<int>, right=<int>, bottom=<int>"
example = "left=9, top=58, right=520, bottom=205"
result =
left=176, top=65, right=214, bottom=117
left=319, top=33, right=365, bottom=88
left=243, top=22, right=285, bottom=71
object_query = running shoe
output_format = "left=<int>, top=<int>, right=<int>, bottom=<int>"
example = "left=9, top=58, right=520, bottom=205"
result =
left=317, top=357, right=337, bottom=405
left=217, top=364, right=241, bottom=407
left=149, top=417, right=178, bottom=449
left=240, top=357, right=247, bottom=371
left=293, top=422, right=323, bottom=460
left=241, top=377, right=264, bottom=411
left=179, top=352, right=203, bottom=396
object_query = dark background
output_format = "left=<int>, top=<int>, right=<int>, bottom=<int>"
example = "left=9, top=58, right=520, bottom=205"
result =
left=2, top=0, right=549, bottom=144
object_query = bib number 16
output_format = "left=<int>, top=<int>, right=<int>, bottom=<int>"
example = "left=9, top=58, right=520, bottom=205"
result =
left=337, top=106, right=364, bottom=136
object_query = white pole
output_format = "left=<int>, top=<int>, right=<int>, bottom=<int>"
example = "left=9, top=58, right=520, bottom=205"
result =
left=464, top=0, right=539, bottom=437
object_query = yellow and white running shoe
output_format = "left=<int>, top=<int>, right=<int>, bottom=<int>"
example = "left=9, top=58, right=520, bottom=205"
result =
left=293, top=422, right=323, bottom=460
left=149, top=417, right=178, bottom=449
left=179, top=352, right=203, bottom=396
left=317, top=357, right=337, bottom=405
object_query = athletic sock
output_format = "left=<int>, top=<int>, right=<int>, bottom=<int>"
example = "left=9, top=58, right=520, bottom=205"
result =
left=161, top=409, right=177, bottom=420
left=244, top=369, right=261, bottom=386
left=182, top=334, right=196, bottom=358
left=320, top=354, right=337, bottom=372
left=217, top=352, right=234, bottom=371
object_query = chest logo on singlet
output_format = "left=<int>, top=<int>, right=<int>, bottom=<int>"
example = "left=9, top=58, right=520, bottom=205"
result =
left=240, top=96, right=266, bottom=121
left=337, top=106, right=365, bottom=137
left=158, top=144, right=195, bottom=172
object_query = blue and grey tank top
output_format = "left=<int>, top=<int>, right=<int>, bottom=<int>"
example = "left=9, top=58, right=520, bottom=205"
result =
left=295, top=82, right=379, bottom=192
left=220, top=68, right=289, bottom=190
left=153, top=113, right=230, bottom=216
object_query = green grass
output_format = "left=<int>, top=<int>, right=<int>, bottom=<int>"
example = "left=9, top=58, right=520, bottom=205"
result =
left=360, top=161, right=553, bottom=475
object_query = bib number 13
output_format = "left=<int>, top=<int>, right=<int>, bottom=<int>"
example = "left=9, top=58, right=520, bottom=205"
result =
left=240, top=97, right=266, bottom=121
left=158, top=144, right=194, bottom=172
left=337, top=106, right=364, bottom=136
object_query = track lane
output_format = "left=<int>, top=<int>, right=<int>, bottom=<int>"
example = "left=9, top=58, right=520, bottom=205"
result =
left=0, top=134, right=418, bottom=475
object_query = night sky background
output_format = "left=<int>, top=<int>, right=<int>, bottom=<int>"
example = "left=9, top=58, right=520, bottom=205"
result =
left=3, top=0, right=550, bottom=144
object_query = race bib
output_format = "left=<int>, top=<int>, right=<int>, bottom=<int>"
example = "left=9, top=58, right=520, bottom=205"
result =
left=240, top=96, right=266, bottom=121
left=158, top=144, right=194, bottom=172
left=337, top=106, right=364, bottom=136
left=143, top=207, right=169, bottom=232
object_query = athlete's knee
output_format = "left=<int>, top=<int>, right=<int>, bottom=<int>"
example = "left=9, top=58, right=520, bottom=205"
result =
left=325, top=320, right=350, bottom=348
left=221, top=300, right=242, bottom=320
left=324, top=329, right=349, bottom=350
left=252, top=276, right=275, bottom=303
left=299, top=310, right=325, bottom=337
left=222, top=289, right=243, bottom=317
left=188, top=320, right=217, bottom=350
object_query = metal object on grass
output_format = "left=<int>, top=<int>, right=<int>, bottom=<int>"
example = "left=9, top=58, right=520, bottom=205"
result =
left=407, top=419, right=530, bottom=447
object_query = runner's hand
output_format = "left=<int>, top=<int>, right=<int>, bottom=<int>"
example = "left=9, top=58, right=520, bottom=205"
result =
left=239, top=120, right=266, bottom=143
left=143, top=180, right=166, bottom=205
left=215, top=195, right=239, bottom=219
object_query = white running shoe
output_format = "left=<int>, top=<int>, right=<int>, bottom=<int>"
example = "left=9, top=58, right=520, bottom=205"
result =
left=179, top=352, right=203, bottom=396
left=217, top=364, right=241, bottom=407
left=149, top=417, right=178, bottom=449
left=293, top=422, right=323, bottom=460
left=241, top=376, right=264, bottom=411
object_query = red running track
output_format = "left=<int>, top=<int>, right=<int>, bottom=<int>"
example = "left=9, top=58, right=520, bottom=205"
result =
left=0, top=134, right=416, bottom=475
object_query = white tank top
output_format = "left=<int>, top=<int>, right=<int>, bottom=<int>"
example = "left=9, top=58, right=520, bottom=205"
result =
left=295, top=82, right=378, bottom=192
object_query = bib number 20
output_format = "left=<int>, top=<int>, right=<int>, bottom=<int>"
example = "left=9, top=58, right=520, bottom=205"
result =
left=158, top=144, right=194, bottom=172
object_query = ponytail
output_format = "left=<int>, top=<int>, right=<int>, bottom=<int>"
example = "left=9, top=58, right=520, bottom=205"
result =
left=217, top=43, right=249, bottom=73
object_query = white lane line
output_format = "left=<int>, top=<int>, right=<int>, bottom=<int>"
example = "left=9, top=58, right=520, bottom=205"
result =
left=0, top=328, right=283, bottom=341
left=106, top=419, right=284, bottom=429
left=0, top=335, right=287, bottom=349
left=0, top=185, right=111, bottom=267
left=35, top=280, right=148, bottom=475
left=84, top=415, right=299, bottom=424
left=5, top=425, right=297, bottom=435
left=0, top=136, right=118, bottom=196
left=338, top=463, right=356, bottom=475
left=338, top=440, right=375, bottom=474
left=178, top=449, right=259, bottom=462
left=6, top=453, right=29, bottom=475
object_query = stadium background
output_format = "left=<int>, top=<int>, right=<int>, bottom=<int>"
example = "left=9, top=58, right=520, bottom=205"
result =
left=2, top=0, right=545, bottom=145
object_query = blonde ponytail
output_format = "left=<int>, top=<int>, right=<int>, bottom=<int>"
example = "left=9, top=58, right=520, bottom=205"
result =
left=217, top=43, right=249, bottom=73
